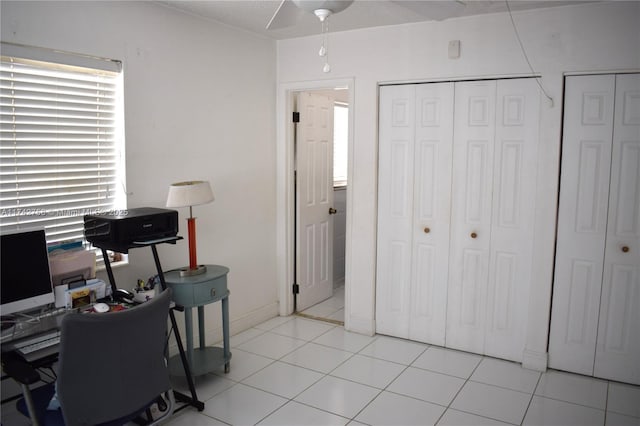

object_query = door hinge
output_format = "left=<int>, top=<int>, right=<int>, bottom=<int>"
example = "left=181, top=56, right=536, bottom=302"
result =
left=292, top=283, right=299, bottom=294
left=292, top=112, right=300, bottom=123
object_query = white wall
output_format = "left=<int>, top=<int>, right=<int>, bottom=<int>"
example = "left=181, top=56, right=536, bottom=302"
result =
left=277, top=1, right=640, bottom=369
left=1, top=1, right=279, bottom=345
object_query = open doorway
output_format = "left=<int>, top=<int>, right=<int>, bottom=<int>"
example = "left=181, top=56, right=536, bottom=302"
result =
left=276, top=78, right=355, bottom=327
left=275, top=79, right=353, bottom=325
left=295, top=88, right=348, bottom=324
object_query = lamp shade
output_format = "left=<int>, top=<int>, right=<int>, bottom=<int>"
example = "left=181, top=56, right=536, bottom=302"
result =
left=166, top=180, right=214, bottom=208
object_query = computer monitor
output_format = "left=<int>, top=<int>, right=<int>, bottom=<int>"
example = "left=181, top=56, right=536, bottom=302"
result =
left=1, top=229, right=55, bottom=316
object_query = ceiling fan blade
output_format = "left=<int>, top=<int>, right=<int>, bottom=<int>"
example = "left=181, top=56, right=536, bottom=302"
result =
left=392, top=1, right=466, bottom=21
left=266, top=0, right=303, bottom=30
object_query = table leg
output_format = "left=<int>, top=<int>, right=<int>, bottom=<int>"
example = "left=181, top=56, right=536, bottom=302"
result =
left=184, top=306, right=193, bottom=367
left=222, top=296, right=230, bottom=373
left=197, top=306, right=205, bottom=349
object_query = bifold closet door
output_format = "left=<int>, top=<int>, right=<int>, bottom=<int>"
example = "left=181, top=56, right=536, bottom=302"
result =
left=446, top=79, right=540, bottom=361
left=595, top=73, right=640, bottom=384
left=376, top=83, right=454, bottom=345
left=549, top=75, right=616, bottom=376
left=549, top=73, right=639, bottom=385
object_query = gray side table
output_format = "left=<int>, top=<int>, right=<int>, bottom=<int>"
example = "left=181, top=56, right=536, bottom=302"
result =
left=164, top=264, right=231, bottom=376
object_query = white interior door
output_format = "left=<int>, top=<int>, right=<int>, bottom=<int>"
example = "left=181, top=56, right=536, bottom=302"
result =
left=549, top=75, right=616, bottom=376
left=296, top=92, right=335, bottom=311
left=446, top=80, right=496, bottom=355
left=594, top=73, right=640, bottom=384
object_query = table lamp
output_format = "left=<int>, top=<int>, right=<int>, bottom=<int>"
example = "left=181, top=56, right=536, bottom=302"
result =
left=166, top=180, right=214, bottom=276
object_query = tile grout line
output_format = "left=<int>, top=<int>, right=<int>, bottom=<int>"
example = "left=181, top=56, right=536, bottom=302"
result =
left=518, top=371, right=544, bottom=425
left=344, top=341, right=430, bottom=424
left=434, top=353, right=486, bottom=425
left=242, top=321, right=373, bottom=424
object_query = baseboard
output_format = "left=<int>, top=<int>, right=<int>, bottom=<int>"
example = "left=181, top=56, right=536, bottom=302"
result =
left=345, top=314, right=375, bottom=336
left=522, top=348, right=548, bottom=372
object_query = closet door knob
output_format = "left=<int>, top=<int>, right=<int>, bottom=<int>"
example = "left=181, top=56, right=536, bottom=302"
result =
left=423, top=227, right=431, bottom=234
left=329, top=207, right=337, bottom=215
left=470, top=232, right=478, bottom=239
left=622, top=246, right=630, bottom=253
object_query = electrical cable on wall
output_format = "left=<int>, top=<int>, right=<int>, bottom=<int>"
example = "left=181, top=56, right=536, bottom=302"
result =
left=505, top=0, right=554, bottom=107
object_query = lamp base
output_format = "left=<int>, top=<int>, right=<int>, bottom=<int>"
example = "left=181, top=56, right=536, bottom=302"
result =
left=178, top=264, right=207, bottom=277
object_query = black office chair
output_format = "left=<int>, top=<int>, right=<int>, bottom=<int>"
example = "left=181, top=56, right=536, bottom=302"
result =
left=14, top=288, right=175, bottom=426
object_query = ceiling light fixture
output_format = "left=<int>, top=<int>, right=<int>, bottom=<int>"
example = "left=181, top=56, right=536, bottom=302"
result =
left=292, top=1, right=354, bottom=73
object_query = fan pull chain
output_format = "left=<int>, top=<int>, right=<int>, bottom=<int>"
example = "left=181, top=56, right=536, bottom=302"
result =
left=318, top=18, right=331, bottom=73
left=318, top=19, right=326, bottom=57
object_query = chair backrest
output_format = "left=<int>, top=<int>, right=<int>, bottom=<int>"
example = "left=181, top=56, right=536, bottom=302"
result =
left=56, top=288, right=172, bottom=426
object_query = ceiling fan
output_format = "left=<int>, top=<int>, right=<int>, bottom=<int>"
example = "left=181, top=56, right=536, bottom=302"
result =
left=266, top=0, right=467, bottom=31
left=267, top=1, right=352, bottom=30
left=268, top=0, right=465, bottom=73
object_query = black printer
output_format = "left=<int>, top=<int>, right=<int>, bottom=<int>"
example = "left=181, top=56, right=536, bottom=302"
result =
left=84, top=207, right=178, bottom=252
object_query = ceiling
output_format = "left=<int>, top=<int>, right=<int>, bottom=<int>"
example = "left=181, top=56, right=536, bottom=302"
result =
left=157, top=0, right=590, bottom=40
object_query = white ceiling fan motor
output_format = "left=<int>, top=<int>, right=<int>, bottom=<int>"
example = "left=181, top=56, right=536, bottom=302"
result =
left=292, top=0, right=354, bottom=18
left=313, top=8, right=332, bottom=22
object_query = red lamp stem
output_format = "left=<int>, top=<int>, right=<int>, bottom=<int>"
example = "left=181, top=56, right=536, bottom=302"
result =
left=187, top=216, right=198, bottom=270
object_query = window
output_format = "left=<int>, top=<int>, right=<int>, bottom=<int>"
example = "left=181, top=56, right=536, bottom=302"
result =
left=0, top=43, right=126, bottom=264
left=333, top=103, right=348, bottom=187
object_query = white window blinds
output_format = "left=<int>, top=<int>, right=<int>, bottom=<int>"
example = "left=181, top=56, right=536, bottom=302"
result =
left=0, top=44, right=126, bottom=250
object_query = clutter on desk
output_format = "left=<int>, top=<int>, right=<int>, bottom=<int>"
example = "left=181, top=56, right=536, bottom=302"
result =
left=132, top=275, right=159, bottom=303
left=48, top=243, right=96, bottom=287
left=48, top=241, right=101, bottom=308
left=54, top=279, right=111, bottom=309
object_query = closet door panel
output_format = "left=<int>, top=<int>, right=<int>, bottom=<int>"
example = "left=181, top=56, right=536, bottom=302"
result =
left=485, top=79, right=540, bottom=361
left=595, top=73, right=640, bottom=384
left=409, top=83, right=454, bottom=345
left=447, top=81, right=496, bottom=354
left=376, top=85, right=415, bottom=338
left=549, top=75, right=615, bottom=375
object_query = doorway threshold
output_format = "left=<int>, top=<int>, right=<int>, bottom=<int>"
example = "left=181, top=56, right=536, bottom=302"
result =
left=294, top=311, right=344, bottom=326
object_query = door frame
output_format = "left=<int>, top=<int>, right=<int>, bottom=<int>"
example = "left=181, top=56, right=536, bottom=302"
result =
left=276, top=78, right=354, bottom=317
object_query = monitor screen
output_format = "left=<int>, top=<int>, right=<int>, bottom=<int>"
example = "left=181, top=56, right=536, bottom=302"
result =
left=1, top=229, right=55, bottom=316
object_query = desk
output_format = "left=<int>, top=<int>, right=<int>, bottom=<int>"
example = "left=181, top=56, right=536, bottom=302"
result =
left=1, top=310, right=66, bottom=412
left=164, top=265, right=231, bottom=376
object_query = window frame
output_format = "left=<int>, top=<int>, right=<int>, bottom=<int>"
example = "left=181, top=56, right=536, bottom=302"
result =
left=0, top=43, right=127, bottom=267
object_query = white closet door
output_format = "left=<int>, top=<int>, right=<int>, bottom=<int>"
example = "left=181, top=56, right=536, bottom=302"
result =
left=548, top=75, right=616, bottom=375
left=594, top=73, right=640, bottom=384
left=409, top=83, right=454, bottom=345
left=376, top=85, right=416, bottom=338
left=446, top=80, right=497, bottom=354
left=376, top=83, right=454, bottom=343
left=484, top=79, right=540, bottom=361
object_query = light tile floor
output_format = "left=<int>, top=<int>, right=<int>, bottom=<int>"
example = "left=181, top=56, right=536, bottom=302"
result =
left=162, top=314, right=640, bottom=426
left=3, top=291, right=639, bottom=426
